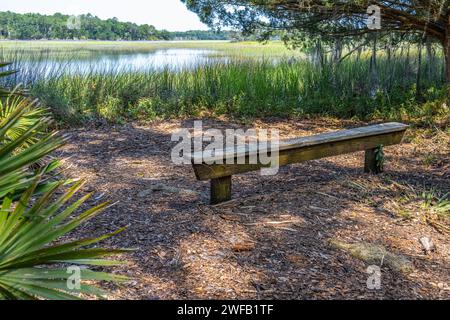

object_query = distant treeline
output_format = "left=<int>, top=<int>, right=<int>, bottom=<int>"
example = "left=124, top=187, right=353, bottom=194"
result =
left=169, top=30, right=233, bottom=40
left=0, top=11, right=233, bottom=41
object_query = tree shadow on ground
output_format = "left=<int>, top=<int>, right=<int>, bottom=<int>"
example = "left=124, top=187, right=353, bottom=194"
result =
left=58, top=120, right=449, bottom=299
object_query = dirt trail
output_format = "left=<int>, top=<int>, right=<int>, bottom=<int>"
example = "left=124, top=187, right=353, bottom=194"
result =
left=58, top=118, right=449, bottom=300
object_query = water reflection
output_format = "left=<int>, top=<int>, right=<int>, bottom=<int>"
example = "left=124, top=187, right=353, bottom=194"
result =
left=11, top=48, right=227, bottom=79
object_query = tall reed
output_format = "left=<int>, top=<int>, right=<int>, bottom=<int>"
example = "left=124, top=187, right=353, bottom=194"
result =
left=0, top=47, right=446, bottom=125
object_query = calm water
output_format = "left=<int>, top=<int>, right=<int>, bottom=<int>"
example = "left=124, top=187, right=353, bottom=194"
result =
left=8, top=48, right=228, bottom=81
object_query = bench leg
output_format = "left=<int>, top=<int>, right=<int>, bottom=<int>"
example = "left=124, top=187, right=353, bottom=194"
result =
left=210, top=176, right=232, bottom=205
left=365, top=148, right=383, bottom=174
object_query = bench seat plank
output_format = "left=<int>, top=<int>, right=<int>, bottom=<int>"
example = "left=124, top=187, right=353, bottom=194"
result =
left=190, top=122, right=408, bottom=164
left=192, top=123, right=408, bottom=181
left=278, top=122, right=408, bottom=151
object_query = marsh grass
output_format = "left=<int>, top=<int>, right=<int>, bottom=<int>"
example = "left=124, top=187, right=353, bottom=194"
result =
left=0, top=41, right=447, bottom=125
left=0, top=40, right=301, bottom=59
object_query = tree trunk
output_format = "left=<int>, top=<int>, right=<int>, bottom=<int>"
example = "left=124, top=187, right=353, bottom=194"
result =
left=425, top=37, right=433, bottom=79
left=370, top=34, right=380, bottom=96
left=445, top=37, right=450, bottom=92
left=332, top=39, right=342, bottom=64
left=445, top=16, right=450, bottom=102
left=416, top=41, right=423, bottom=101
left=310, top=40, right=324, bottom=68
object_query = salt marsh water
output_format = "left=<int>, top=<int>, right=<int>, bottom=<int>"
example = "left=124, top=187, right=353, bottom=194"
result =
left=9, top=48, right=224, bottom=78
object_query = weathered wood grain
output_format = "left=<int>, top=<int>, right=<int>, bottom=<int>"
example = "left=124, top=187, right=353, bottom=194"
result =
left=191, top=122, right=408, bottom=204
left=193, top=130, right=406, bottom=181
left=210, top=176, right=232, bottom=205
left=365, top=148, right=383, bottom=174
left=190, top=122, right=408, bottom=164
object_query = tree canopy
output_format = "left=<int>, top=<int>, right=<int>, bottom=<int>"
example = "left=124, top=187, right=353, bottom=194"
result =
left=183, top=0, right=450, bottom=83
left=183, top=1, right=448, bottom=40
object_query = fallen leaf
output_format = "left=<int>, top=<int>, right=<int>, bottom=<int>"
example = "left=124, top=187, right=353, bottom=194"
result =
left=231, top=242, right=255, bottom=252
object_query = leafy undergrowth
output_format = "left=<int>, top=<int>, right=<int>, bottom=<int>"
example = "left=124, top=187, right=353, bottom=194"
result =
left=343, top=127, right=449, bottom=234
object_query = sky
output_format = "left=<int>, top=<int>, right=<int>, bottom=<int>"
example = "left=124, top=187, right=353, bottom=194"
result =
left=0, top=0, right=209, bottom=31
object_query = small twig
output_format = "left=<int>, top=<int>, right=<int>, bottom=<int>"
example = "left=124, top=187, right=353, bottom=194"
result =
left=316, top=192, right=340, bottom=200
left=264, top=220, right=301, bottom=225
left=425, top=215, right=450, bottom=234
left=274, top=227, right=298, bottom=232
left=211, top=198, right=239, bottom=207
left=197, top=205, right=210, bottom=216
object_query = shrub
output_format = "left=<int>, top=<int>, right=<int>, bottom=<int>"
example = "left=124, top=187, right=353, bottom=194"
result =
left=0, top=64, right=129, bottom=300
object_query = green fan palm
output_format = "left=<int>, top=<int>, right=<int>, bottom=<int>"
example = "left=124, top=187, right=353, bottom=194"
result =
left=0, top=95, right=48, bottom=149
left=0, top=178, right=130, bottom=300
left=0, top=63, right=67, bottom=200
left=0, top=98, right=64, bottom=200
left=0, top=64, right=130, bottom=300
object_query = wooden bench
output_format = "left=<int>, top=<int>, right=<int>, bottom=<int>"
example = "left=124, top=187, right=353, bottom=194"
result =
left=190, top=122, right=409, bottom=204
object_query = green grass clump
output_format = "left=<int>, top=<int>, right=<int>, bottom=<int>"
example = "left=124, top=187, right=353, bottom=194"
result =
left=0, top=42, right=447, bottom=125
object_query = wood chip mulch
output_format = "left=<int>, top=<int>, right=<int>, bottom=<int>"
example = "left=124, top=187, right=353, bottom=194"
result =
left=57, top=117, right=449, bottom=300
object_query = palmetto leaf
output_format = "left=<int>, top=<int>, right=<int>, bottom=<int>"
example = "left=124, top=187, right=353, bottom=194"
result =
left=0, top=95, right=66, bottom=199
left=0, top=268, right=127, bottom=298
left=0, top=96, right=48, bottom=149
left=0, top=63, right=130, bottom=300
left=0, top=178, right=130, bottom=300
